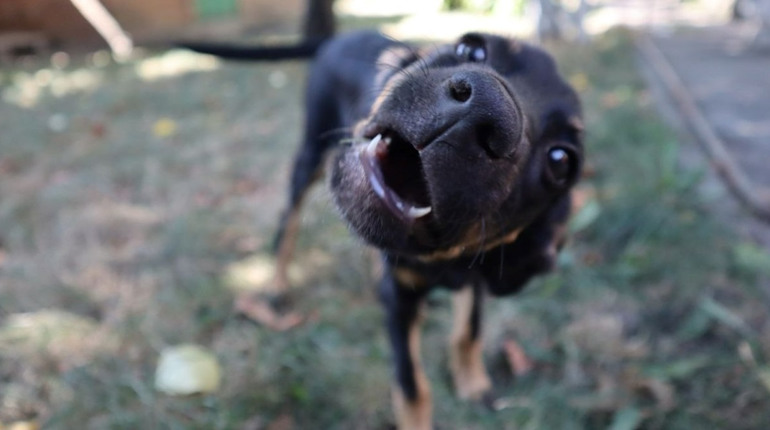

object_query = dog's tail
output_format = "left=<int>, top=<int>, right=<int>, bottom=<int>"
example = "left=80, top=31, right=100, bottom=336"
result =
left=176, top=39, right=324, bottom=61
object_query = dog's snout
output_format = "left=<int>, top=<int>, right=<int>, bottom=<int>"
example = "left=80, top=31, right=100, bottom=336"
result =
left=442, top=71, right=524, bottom=158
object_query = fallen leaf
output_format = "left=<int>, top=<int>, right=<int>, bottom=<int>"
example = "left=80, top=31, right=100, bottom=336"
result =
left=224, top=254, right=276, bottom=293
left=2, top=421, right=40, bottom=430
left=155, top=344, right=221, bottom=395
left=503, top=338, right=533, bottom=377
left=153, top=118, right=177, bottom=138
left=0, top=310, right=120, bottom=370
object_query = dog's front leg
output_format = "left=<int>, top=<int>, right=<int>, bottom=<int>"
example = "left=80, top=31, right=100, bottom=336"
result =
left=449, top=284, right=491, bottom=401
left=380, top=270, right=432, bottom=430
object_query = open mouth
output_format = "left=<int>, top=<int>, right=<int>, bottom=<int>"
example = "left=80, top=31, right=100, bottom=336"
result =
left=358, top=132, right=432, bottom=224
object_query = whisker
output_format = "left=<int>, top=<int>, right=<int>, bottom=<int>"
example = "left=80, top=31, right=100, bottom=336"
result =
left=468, top=217, right=487, bottom=269
left=317, top=126, right=353, bottom=140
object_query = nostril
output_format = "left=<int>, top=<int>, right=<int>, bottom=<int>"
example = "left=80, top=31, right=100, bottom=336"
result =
left=448, top=78, right=472, bottom=103
left=475, top=123, right=498, bottom=158
left=476, top=122, right=514, bottom=159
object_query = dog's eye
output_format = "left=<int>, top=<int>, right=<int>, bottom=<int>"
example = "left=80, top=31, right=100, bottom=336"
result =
left=455, top=42, right=486, bottom=63
left=546, top=147, right=574, bottom=186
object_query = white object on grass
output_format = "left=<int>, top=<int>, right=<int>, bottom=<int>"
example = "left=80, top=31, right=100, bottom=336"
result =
left=154, top=344, right=221, bottom=395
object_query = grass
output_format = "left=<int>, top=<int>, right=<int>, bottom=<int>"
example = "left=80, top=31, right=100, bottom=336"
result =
left=1, top=27, right=769, bottom=429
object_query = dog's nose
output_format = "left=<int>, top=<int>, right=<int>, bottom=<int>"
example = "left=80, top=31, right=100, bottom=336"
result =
left=448, top=75, right=473, bottom=103
left=443, top=71, right=523, bottom=158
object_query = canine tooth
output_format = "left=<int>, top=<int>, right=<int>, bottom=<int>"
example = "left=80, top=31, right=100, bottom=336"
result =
left=383, top=136, right=392, bottom=146
left=366, top=134, right=382, bottom=157
left=407, top=206, right=432, bottom=218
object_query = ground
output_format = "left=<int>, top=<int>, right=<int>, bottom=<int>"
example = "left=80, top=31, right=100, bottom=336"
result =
left=0, top=19, right=769, bottom=430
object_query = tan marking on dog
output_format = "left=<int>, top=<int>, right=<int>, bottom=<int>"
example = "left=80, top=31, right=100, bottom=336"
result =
left=393, top=307, right=432, bottom=430
left=568, top=115, right=585, bottom=132
left=393, top=267, right=428, bottom=289
left=547, top=221, right=569, bottom=260
left=449, top=287, right=491, bottom=400
left=273, top=209, right=301, bottom=292
left=417, top=227, right=523, bottom=263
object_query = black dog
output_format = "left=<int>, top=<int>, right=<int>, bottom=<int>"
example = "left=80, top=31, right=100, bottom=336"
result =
left=273, top=31, right=583, bottom=429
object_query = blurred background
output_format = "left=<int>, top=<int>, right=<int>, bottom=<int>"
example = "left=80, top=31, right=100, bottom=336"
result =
left=1, top=1, right=769, bottom=429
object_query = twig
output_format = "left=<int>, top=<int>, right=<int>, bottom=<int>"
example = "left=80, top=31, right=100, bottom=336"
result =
left=636, top=32, right=770, bottom=223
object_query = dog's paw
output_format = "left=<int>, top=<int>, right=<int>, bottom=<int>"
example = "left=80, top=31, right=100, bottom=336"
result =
left=452, top=368, right=492, bottom=401
left=234, top=293, right=304, bottom=331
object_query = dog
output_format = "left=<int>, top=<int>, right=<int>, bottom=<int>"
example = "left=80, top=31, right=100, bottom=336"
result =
left=272, top=30, right=583, bottom=429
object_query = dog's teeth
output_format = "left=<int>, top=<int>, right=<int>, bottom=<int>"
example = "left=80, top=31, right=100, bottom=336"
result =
left=383, top=136, right=392, bottom=146
left=366, top=134, right=382, bottom=157
left=367, top=134, right=382, bottom=155
left=407, top=206, right=432, bottom=218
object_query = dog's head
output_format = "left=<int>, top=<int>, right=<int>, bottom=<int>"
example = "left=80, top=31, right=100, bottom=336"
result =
left=330, top=33, right=583, bottom=256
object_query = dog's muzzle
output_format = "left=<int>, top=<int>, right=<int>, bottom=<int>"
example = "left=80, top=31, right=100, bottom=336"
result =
left=357, top=68, right=525, bottom=225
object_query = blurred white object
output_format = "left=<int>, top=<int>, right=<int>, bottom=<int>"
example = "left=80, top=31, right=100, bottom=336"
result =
left=154, top=344, right=221, bottom=395
left=70, top=0, right=133, bottom=61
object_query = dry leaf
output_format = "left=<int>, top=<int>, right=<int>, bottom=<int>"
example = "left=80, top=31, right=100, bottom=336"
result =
left=503, top=338, right=533, bottom=377
left=153, top=118, right=177, bottom=137
left=155, top=344, right=221, bottom=395
left=2, top=421, right=40, bottom=430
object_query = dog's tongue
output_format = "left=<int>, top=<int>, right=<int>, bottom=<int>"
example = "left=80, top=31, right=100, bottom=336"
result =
left=359, top=134, right=432, bottom=223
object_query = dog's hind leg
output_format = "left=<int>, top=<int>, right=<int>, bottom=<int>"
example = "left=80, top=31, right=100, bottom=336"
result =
left=235, top=143, right=328, bottom=326
left=449, top=283, right=492, bottom=401
left=272, top=70, right=343, bottom=293
left=272, top=147, right=326, bottom=292
left=380, top=269, right=433, bottom=430
left=236, top=69, right=342, bottom=326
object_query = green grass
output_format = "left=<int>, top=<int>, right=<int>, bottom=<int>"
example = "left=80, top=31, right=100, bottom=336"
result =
left=1, top=28, right=768, bottom=429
